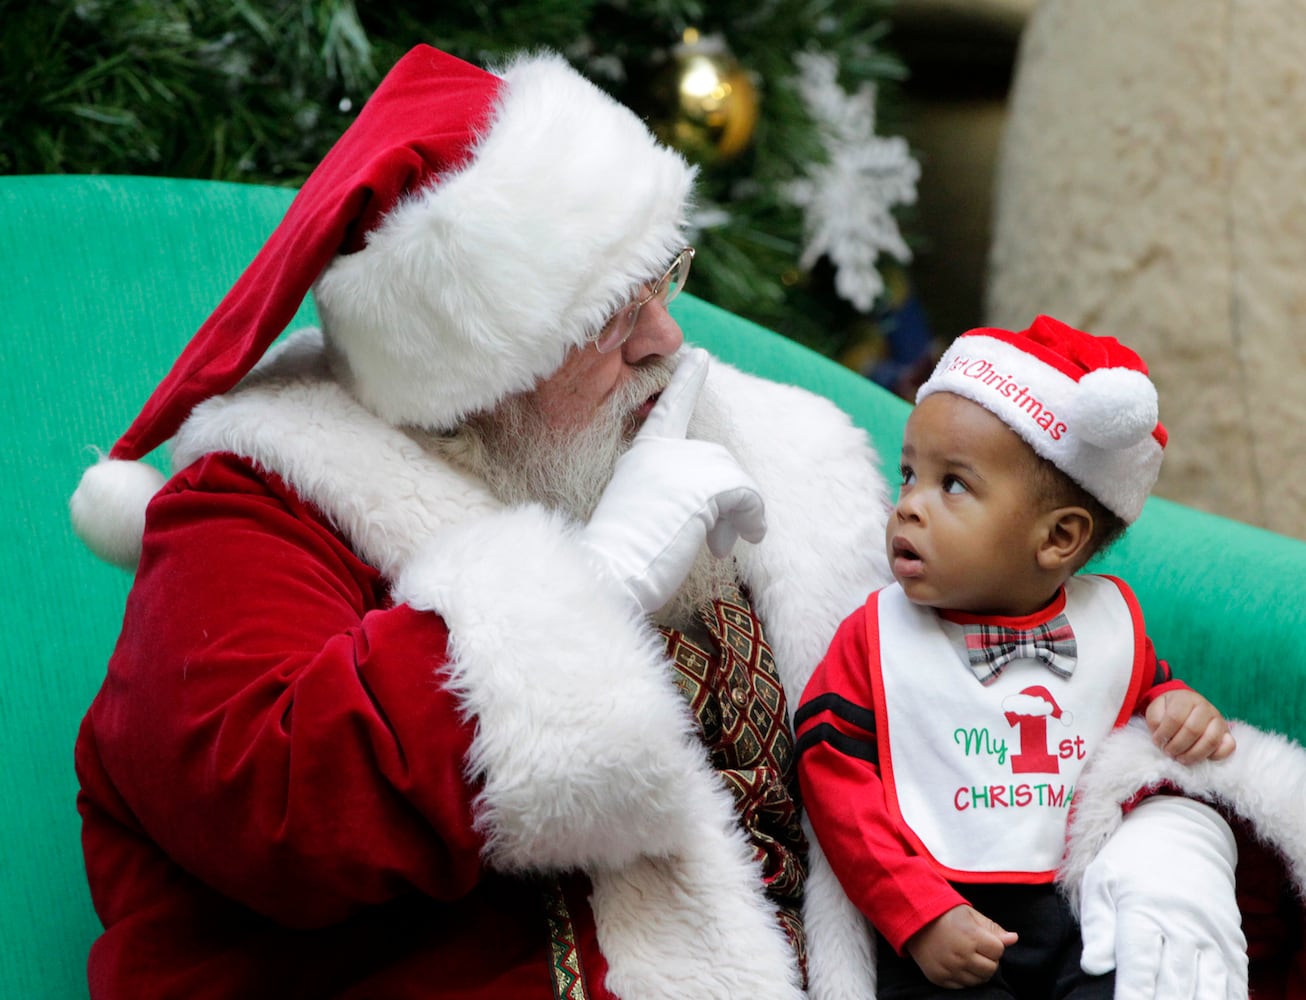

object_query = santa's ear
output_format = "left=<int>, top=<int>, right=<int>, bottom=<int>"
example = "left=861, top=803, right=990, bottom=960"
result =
left=1036, top=506, right=1094, bottom=572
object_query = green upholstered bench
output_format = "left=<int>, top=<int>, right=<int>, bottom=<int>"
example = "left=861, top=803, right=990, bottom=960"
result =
left=4, top=174, right=1305, bottom=998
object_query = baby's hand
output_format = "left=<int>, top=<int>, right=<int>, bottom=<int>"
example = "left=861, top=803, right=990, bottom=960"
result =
left=1145, top=689, right=1236, bottom=764
left=904, top=904, right=1018, bottom=988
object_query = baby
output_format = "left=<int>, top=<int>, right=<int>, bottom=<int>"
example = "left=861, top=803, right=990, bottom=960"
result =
left=796, top=315, right=1234, bottom=997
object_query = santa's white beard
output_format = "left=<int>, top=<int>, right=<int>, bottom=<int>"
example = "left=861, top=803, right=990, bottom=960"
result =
left=428, top=359, right=738, bottom=628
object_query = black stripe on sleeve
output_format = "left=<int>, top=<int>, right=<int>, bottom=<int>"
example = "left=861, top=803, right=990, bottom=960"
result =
left=794, top=692, right=877, bottom=733
left=795, top=723, right=879, bottom=765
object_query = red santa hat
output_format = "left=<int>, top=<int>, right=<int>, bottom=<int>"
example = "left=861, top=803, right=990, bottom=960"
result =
left=71, top=45, right=696, bottom=567
left=917, top=315, right=1167, bottom=523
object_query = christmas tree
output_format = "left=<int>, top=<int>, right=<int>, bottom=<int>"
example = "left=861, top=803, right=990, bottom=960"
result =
left=2, top=0, right=921, bottom=362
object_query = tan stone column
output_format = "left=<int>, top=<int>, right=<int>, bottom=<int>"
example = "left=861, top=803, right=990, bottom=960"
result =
left=987, top=0, right=1306, bottom=538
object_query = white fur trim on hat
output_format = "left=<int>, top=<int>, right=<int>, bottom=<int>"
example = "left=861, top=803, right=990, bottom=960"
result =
left=70, top=457, right=166, bottom=569
left=918, top=334, right=1163, bottom=522
left=313, top=51, right=696, bottom=431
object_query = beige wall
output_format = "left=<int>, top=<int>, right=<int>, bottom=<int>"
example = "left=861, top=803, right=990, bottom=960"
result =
left=986, top=0, right=1306, bottom=538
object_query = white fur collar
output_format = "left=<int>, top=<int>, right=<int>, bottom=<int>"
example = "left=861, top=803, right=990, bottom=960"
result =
left=173, top=330, right=503, bottom=578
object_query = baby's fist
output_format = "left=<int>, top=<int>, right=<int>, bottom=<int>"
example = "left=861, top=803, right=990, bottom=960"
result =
left=1145, top=689, right=1235, bottom=764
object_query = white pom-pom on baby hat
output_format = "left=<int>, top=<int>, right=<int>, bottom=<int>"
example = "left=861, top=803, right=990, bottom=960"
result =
left=1071, top=367, right=1159, bottom=450
left=70, top=458, right=165, bottom=569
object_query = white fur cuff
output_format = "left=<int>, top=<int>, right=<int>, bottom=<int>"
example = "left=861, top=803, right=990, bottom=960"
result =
left=391, top=504, right=715, bottom=873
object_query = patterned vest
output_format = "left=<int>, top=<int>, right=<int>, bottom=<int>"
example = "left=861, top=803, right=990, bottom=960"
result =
left=537, top=583, right=809, bottom=1000
left=658, top=582, right=809, bottom=981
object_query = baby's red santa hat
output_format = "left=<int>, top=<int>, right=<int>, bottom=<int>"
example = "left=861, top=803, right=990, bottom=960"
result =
left=917, top=315, right=1167, bottom=523
left=71, top=45, right=695, bottom=568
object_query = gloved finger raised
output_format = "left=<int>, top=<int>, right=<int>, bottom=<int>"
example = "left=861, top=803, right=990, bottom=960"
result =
left=640, top=347, right=709, bottom=440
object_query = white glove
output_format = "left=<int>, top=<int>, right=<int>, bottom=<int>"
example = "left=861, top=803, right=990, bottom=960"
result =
left=580, top=348, right=766, bottom=613
left=1079, top=795, right=1248, bottom=999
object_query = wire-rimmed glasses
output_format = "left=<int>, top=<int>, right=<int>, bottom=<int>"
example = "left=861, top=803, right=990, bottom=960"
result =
left=590, top=247, right=695, bottom=354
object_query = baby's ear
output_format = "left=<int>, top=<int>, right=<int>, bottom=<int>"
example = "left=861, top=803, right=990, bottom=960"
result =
left=1037, top=506, right=1094, bottom=572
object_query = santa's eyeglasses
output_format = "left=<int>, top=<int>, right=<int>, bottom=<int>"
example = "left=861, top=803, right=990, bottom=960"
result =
left=590, top=247, right=695, bottom=354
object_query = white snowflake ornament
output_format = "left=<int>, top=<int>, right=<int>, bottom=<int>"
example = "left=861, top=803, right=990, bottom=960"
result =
left=784, top=50, right=920, bottom=312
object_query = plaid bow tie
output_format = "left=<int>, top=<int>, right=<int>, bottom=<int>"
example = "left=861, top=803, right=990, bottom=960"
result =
left=963, top=613, right=1077, bottom=685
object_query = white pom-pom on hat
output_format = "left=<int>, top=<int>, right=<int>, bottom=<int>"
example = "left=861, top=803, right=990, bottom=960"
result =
left=1071, top=367, right=1159, bottom=450
left=70, top=458, right=166, bottom=569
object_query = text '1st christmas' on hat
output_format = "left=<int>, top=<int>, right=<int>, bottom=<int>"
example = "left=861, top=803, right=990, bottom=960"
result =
left=916, top=314, right=1168, bottom=523
left=71, top=44, right=697, bottom=567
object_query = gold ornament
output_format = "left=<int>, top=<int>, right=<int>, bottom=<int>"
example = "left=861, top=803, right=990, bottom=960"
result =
left=651, top=29, right=759, bottom=166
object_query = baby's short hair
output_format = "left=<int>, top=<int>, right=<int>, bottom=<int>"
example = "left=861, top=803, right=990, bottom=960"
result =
left=1026, top=450, right=1128, bottom=565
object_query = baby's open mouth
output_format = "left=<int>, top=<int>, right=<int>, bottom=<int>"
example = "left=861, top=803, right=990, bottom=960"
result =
left=892, top=538, right=920, bottom=561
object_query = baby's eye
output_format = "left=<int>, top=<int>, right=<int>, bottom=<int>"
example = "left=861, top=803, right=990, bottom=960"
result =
left=898, top=465, right=916, bottom=487
left=942, top=475, right=968, bottom=495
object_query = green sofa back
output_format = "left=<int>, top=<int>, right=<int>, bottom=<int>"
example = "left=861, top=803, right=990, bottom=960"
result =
left=4, top=174, right=1304, bottom=998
